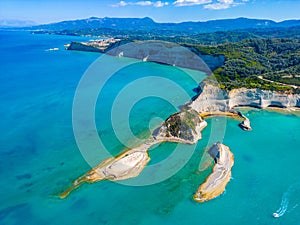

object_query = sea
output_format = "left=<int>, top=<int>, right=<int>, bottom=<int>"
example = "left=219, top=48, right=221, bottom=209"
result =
left=0, top=30, right=299, bottom=225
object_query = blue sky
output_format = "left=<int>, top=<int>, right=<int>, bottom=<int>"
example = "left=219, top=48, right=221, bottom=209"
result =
left=1, top=0, right=300, bottom=24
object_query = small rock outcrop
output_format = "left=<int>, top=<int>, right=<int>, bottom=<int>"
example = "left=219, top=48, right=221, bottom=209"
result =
left=154, top=109, right=207, bottom=144
left=239, top=117, right=252, bottom=131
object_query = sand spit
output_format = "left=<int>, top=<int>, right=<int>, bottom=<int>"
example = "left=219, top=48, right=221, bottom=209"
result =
left=59, top=146, right=151, bottom=199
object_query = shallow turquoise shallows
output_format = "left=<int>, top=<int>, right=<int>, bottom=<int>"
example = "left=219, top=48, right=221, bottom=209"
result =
left=0, top=31, right=299, bottom=225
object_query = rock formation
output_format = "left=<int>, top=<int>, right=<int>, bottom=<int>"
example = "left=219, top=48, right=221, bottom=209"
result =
left=189, top=82, right=300, bottom=113
left=194, top=142, right=234, bottom=202
left=153, top=109, right=207, bottom=144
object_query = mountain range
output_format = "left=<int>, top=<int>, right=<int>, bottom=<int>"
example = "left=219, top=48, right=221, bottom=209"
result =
left=0, top=19, right=37, bottom=28
left=28, top=17, right=300, bottom=34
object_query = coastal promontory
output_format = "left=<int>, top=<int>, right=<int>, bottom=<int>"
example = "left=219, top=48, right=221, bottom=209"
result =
left=59, top=109, right=207, bottom=198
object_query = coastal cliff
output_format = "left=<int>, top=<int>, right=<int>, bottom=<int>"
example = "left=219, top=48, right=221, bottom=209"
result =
left=67, top=41, right=104, bottom=53
left=189, top=82, right=300, bottom=113
left=67, top=39, right=125, bottom=53
left=228, top=88, right=300, bottom=109
left=66, top=40, right=225, bottom=73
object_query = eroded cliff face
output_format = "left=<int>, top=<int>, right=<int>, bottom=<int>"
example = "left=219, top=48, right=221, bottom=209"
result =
left=189, top=82, right=230, bottom=112
left=189, top=82, right=300, bottom=112
left=228, top=88, right=300, bottom=108
left=154, top=109, right=207, bottom=144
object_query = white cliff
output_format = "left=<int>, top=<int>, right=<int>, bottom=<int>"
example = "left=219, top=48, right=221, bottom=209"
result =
left=228, top=88, right=300, bottom=109
left=189, top=82, right=300, bottom=113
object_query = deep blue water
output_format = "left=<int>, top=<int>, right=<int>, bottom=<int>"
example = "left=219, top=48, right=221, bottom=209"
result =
left=0, top=31, right=299, bottom=225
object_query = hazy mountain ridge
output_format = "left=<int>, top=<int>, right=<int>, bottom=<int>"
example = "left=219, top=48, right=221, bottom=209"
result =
left=0, top=19, right=37, bottom=27
left=28, top=17, right=300, bottom=33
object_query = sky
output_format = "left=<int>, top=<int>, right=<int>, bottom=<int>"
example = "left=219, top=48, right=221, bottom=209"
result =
left=1, top=0, right=300, bottom=24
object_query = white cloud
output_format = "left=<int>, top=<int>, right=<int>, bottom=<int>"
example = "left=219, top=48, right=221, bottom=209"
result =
left=112, top=0, right=128, bottom=7
left=204, top=0, right=246, bottom=10
left=154, top=1, right=169, bottom=7
left=218, top=0, right=233, bottom=3
left=111, top=1, right=169, bottom=7
left=173, top=0, right=212, bottom=7
left=204, top=2, right=230, bottom=9
left=135, top=1, right=153, bottom=6
left=111, top=0, right=247, bottom=8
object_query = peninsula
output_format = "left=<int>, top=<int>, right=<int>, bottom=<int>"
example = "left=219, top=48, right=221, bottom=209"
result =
left=66, top=38, right=123, bottom=53
left=59, top=109, right=209, bottom=198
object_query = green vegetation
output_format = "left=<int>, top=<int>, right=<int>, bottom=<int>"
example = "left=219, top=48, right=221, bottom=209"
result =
left=182, top=110, right=197, bottom=132
left=190, top=38, right=300, bottom=92
left=166, top=113, right=181, bottom=138
left=164, top=110, right=200, bottom=141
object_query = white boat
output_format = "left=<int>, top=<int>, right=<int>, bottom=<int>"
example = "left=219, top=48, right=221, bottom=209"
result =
left=143, top=55, right=149, bottom=62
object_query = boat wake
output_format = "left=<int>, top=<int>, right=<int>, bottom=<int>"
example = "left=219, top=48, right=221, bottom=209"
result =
left=273, top=182, right=300, bottom=218
left=273, top=192, right=289, bottom=218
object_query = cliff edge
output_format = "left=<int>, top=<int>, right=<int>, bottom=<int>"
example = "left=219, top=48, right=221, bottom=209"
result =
left=189, top=82, right=300, bottom=113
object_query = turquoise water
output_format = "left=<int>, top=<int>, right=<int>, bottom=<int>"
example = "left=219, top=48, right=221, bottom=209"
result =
left=0, top=31, right=300, bottom=225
